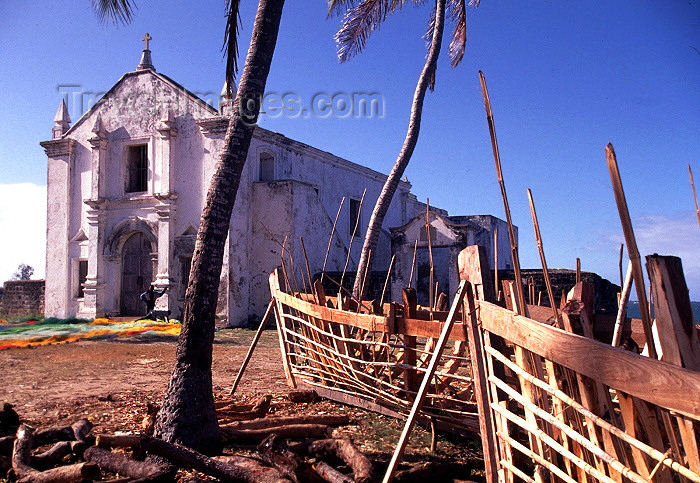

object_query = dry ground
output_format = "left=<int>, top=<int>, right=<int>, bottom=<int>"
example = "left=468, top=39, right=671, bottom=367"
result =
left=0, top=328, right=483, bottom=481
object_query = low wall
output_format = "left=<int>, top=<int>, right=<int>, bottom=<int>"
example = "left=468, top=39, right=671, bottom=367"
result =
left=1, top=280, right=45, bottom=316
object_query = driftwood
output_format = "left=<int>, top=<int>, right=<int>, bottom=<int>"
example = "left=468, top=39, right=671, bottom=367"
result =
left=258, top=434, right=326, bottom=483
left=33, top=425, right=75, bottom=446
left=292, top=438, right=374, bottom=483
left=217, top=395, right=272, bottom=421
left=84, top=446, right=173, bottom=481
left=141, top=435, right=289, bottom=483
left=221, top=424, right=332, bottom=443
left=221, top=414, right=350, bottom=431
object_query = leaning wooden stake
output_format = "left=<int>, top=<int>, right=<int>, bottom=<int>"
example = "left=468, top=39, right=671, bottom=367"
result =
left=612, top=261, right=633, bottom=347
left=527, top=189, right=560, bottom=326
left=618, top=243, right=625, bottom=288
left=229, top=300, right=275, bottom=395
left=690, top=164, right=700, bottom=230
left=380, top=254, right=396, bottom=307
left=493, top=227, right=499, bottom=300
left=425, top=200, right=435, bottom=311
left=382, top=280, right=468, bottom=483
left=408, top=240, right=418, bottom=288
left=576, top=258, right=581, bottom=284
left=321, top=196, right=346, bottom=284
left=479, top=71, right=527, bottom=316
left=605, top=143, right=657, bottom=358
left=341, top=188, right=367, bottom=290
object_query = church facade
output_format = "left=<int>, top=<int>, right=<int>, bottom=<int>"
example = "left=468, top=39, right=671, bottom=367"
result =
left=41, top=40, right=513, bottom=326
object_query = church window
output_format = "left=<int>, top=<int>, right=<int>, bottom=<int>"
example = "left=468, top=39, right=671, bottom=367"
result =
left=76, top=259, right=88, bottom=298
left=349, top=198, right=361, bottom=238
left=259, top=153, right=275, bottom=181
left=126, top=145, right=148, bottom=193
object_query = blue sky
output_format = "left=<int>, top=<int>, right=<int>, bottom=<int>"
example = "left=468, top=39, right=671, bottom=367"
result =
left=0, top=1, right=698, bottom=299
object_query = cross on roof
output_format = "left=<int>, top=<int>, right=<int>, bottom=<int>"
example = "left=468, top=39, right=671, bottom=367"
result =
left=142, top=33, right=152, bottom=51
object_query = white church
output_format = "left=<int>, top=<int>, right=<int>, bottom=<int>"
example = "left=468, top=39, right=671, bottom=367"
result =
left=41, top=37, right=514, bottom=326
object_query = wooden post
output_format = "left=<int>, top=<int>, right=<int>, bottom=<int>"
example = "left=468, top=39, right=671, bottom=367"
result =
left=380, top=254, right=396, bottom=308
left=464, top=283, right=500, bottom=483
left=401, top=288, right=418, bottom=393
left=229, top=300, right=275, bottom=395
left=382, top=281, right=468, bottom=483
left=605, top=143, right=657, bottom=358
left=618, top=243, right=625, bottom=288
left=646, top=254, right=700, bottom=473
left=494, top=227, right=499, bottom=300
left=479, top=71, right=528, bottom=317
left=575, top=258, right=581, bottom=284
left=425, top=200, right=435, bottom=312
left=340, top=188, right=366, bottom=290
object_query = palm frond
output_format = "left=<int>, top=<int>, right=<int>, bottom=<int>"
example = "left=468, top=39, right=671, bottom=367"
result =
left=335, top=0, right=407, bottom=62
left=91, top=0, right=136, bottom=25
left=327, top=0, right=355, bottom=18
left=447, top=0, right=466, bottom=67
left=223, top=0, right=241, bottom=91
left=423, top=7, right=437, bottom=90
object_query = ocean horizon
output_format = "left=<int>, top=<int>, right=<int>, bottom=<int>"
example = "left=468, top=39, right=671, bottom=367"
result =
left=627, top=301, right=700, bottom=323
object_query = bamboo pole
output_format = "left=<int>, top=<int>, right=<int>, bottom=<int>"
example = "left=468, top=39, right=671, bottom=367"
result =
left=321, top=196, right=345, bottom=285
left=479, top=71, right=527, bottom=317
left=612, top=260, right=633, bottom=347
left=341, top=188, right=367, bottom=290
left=229, top=300, right=274, bottom=395
left=382, top=281, right=468, bottom=483
left=528, top=190, right=560, bottom=324
left=605, top=143, right=657, bottom=358
left=690, top=164, right=700, bottom=230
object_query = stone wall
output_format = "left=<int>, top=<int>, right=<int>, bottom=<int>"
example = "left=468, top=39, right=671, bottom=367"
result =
left=1, top=280, right=45, bottom=316
left=500, top=269, right=620, bottom=315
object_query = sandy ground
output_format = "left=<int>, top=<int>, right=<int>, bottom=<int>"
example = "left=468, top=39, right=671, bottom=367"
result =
left=0, top=328, right=483, bottom=481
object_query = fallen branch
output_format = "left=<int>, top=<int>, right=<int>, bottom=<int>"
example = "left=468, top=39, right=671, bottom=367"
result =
left=30, top=441, right=73, bottom=470
left=217, top=395, right=272, bottom=421
left=292, top=438, right=374, bottom=483
left=258, top=434, right=326, bottom=483
left=221, top=414, right=350, bottom=431
left=314, top=461, right=353, bottom=483
left=96, top=433, right=143, bottom=449
left=84, top=446, right=173, bottom=481
left=141, top=435, right=289, bottom=483
left=221, top=424, right=332, bottom=443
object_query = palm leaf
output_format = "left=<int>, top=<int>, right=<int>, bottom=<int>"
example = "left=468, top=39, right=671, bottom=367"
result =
left=335, top=0, right=414, bottom=62
left=91, top=0, right=136, bottom=25
left=447, top=0, right=466, bottom=67
left=223, top=0, right=241, bottom=91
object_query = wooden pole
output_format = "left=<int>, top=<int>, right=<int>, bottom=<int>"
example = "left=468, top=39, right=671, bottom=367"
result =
left=299, top=237, right=313, bottom=295
left=612, top=260, right=633, bottom=347
left=527, top=188, right=562, bottom=324
left=690, top=164, right=700, bottom=230
left=382, top=281, right=468, bottom=483
left=576, top=258, right=581, bottom=284
left=380, top=254, right=396, bottom=307
left=618, top=243, right=624, bottom=288
left=425, top=200, right=435, bottom=311
left=494, top=227, right=499, bottom=300
left=408, top=240, right=418, bottom=289
left=321, top=197, right=345, bottom=284
left=605, top=143, right=657, bottom=358
left=479, top=71, right=528, bottom=317
left=341, top=188, right=367, bottom=290
left=229, top=300, right=275, bottom=395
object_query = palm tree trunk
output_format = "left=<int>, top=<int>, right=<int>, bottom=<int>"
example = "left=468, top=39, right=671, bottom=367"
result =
left=154, top=0, right=285, bottom=454
left=352, top=0, right=446, bottom=300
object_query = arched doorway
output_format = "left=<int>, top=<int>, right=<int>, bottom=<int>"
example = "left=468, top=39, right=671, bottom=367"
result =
left=120, top=232, right=153, bottom=315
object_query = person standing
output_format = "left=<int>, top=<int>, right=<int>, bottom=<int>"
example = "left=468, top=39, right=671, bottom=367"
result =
left=140, top=284, right=167, bottom=317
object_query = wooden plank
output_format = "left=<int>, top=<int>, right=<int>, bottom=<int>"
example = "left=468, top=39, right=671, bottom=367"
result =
left=269, top=270, right=297, bottom=388
left=465, top=283, right=500, bottom=483
left=402, top=288, right=419, bottom=393
left=477, top=300, right=700, bottom=420
left=382, top=281, right=469, bottom=483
